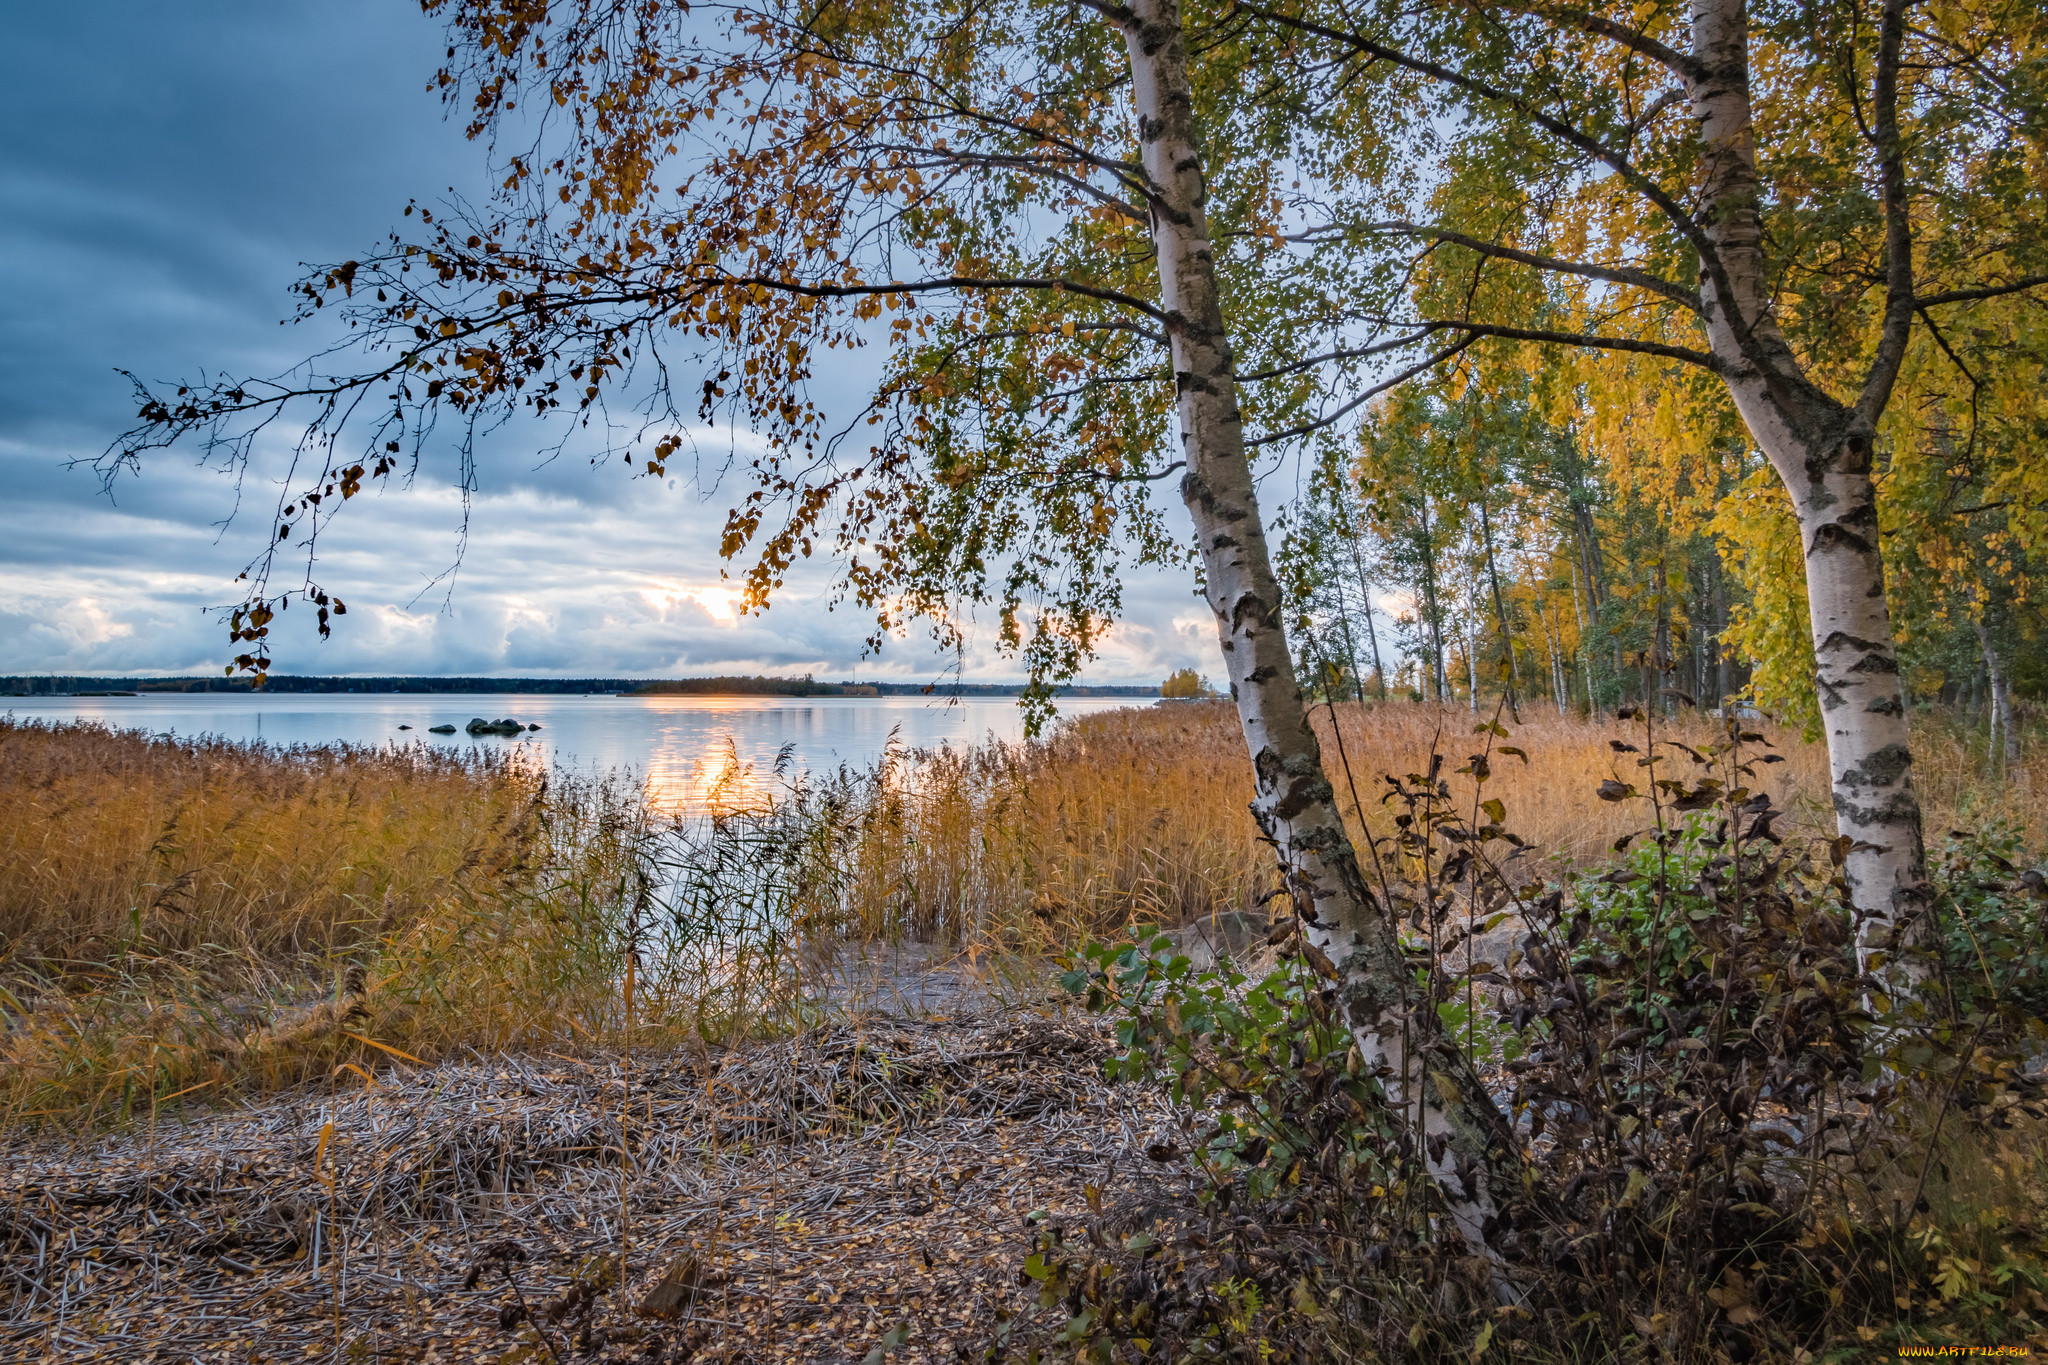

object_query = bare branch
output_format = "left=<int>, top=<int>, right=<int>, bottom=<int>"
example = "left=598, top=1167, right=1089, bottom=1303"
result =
left=1246, top=333, right=1481, bottom=448
left=1914, top=274, right=2048, bottom=308
left=1428, top=319, right=1721, bottom=370
left=1369, top=220, right=1702, bottom=311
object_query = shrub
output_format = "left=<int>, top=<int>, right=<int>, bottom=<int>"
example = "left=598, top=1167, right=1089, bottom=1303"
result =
left=1054, top=706, right=2048, bottom=1362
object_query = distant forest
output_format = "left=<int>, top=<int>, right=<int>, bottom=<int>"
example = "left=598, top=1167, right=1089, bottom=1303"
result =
left=1, top=674, right=1157, bottom=698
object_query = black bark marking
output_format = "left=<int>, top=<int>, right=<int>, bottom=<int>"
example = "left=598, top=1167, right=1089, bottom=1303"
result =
left=1228, top=592, right=1273, bottom=633
left=1834, top=792, right=1919, bottom=826
left=1807, top=521, right=1875, bottom=556
left=1253, top=745, right=1283, bottom=792
left=1842, top=742, right=1912, bottom=788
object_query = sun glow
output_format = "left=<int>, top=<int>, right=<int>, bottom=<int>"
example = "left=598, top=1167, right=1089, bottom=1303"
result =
left=641, top=582, right=742, bottom=625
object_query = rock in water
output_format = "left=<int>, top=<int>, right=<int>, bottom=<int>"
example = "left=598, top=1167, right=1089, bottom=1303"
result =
left=427, top=724, right=458, bottom=734
left=465, top=717, right=526, bottom=735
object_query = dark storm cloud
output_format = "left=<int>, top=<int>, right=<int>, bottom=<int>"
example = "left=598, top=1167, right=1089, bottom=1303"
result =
left=0, top=2, right=1208, bottom=684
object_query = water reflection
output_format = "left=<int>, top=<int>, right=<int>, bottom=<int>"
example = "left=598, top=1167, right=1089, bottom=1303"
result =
left=644, top=735, right=782, bottom=817
left=3, top=691, right=1139, bottom=818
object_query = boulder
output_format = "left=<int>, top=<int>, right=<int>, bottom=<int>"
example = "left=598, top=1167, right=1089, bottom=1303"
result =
left=465, top=717, right=527, bottom=736
left=427, top=724, right=458, bottom=735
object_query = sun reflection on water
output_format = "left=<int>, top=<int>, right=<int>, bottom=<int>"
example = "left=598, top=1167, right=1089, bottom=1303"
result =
left=642, top=738, right=780, bottom=817
left=635, top=696, right=834, bottom=817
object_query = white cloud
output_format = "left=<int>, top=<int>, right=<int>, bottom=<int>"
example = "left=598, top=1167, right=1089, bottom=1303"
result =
left=0, top=435, right=1228, bottom=684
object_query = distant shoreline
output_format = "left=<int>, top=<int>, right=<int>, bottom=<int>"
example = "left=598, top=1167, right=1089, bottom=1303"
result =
left=1, top=673, right=1158, bottom=699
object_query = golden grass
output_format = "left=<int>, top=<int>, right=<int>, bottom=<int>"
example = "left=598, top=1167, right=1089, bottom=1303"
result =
left=0, top=722, right=720, bottom=1129
left=822, top=697, right=2045, bottom=952
left=1908, top=708, right=2047, bottom=851
left=3, top=701, right=2035, bottom=1130
left=825, top=700, right=1835, bottom=948
left=0, top=720, right=538, bottom=966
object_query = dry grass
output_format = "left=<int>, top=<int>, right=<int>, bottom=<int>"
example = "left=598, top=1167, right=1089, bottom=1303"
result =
left=825, top=700, right=1833, bottom=949
left=0, top=719, right=539, bottom=966
left=0, top=722, right=777, bottom=1130
left=2, top=701, right=2036, bottom=1132
left=1909, top=707, right=2047, bottom=850
left=827, top=699, right=2043, bottom=953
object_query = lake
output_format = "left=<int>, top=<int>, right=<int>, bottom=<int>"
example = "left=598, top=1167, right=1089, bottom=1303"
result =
left=2, top=691, right=1144, bottom=814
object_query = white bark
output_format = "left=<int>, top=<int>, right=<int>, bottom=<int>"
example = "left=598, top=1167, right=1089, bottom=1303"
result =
left=1465, top=622, right=1480, bottom=710
left=1109, top=0, right=1525, bottom=1276
left=1688, top=0, right=1928, bottom=961
left=1971, top=609, right=2016, bottom=769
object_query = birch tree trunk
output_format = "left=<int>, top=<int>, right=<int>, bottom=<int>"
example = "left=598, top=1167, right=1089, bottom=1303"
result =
left=1971, top=608, right=2015, bottom=771
left=1477, top=496, right=1521, bottom=721
left=1334, top=587, right=1366, bottom=705
left=1419, top=499, right=1447, bottom=700
left=1688, top=0, right=1929, bottom=958
left=1465, top=623, right=1481, bottom=711
left=1710, top=547, right=1731, bottom=710
left=1348, top=536, right=1390, bottom=699
left=1108, top=0, right=1527, bottom=1276
left=1571, top=558, right=1597, bottom=715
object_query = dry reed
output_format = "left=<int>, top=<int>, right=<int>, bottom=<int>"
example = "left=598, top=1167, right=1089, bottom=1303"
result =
left=3, top=701, right=2036, bottom=1131
left=0, top=723, right=746, bottom=1129
left=0, top=719, right=539, bottom=965
left=822, top=699, right=2043, bottom=952
left=820, top=700, right=1834, bottom=949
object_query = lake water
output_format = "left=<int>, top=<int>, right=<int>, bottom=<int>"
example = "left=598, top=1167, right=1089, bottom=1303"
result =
left=2, top=691, right=1143, bottom=814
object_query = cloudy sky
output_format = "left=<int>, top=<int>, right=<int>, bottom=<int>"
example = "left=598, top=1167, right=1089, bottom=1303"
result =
left=0, top=2, right=1216, bottom=685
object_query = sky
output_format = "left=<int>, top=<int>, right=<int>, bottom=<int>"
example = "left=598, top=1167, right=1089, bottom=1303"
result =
left=0, top=2, right=1215, bottom=685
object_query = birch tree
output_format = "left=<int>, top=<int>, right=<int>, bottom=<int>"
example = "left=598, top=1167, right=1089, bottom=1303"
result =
left=109, top=0, right=1533, bottom=1271
left=1243, top=0, right=2048, bottom=958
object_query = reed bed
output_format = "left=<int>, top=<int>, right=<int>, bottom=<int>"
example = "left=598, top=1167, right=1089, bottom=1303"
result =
left=0, top=722, right=812, bottom=1130
left=818, top=698, right=2044, bottom=950
left=816, top=700, right=1835, bottom=949
left=2, top=702, right=2035, bottom=1133
left=0, top=720, right=539, bottom=966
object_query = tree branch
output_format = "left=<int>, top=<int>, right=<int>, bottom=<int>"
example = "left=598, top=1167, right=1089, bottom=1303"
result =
left=1370, top=221, right=1702, bottom=311
left=1236, top=326, right=1447, bottom=382
left=1238, top=3, right=1786, bottom=385
left=1482, top=2, right=1708, bottom=82
left=1914, top=274, right=2048, bottom=308
left=1422, top=319, right=1721, bottom=370
left=1246, top=333, right=1481, bottom=448
left=1855, top=0, right=1918, bottom=425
